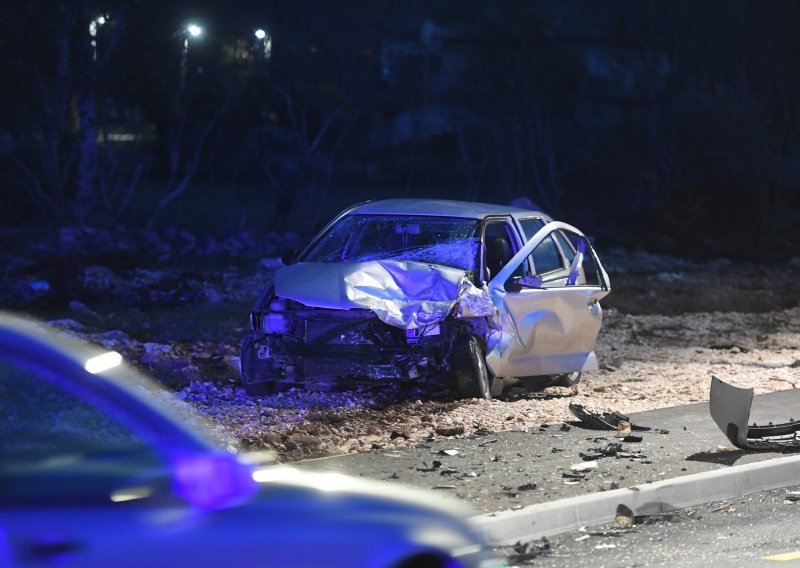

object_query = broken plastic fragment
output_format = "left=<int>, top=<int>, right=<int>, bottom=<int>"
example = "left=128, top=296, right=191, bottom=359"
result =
left=569, top=403, right=650, bottom=432
left=570, top=461, right=598, bottom=472
left=709, top=376, right=800, bottom=450
left=615, top=504, right=635, bottom=529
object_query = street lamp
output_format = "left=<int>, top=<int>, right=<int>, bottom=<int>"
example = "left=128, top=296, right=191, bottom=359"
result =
left=89, top=14, right=109, bottom=60
left=254, top=28, right=271, bottom=59
left=181, top=23, right=204, bottom=94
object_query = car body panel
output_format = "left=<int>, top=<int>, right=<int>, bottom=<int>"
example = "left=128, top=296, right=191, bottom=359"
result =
left=0, top=313, right=499, bottom=567
left=487, top=222, right=609, bottom=378
left=275, top=260, right=493, bottom=329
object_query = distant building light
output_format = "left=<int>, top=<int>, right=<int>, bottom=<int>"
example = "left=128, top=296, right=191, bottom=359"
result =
left=255, top=29, right=266, bottom=40
left=187, top=24, right=203, bottom=37
left=99, top=133, right=137, bottom=142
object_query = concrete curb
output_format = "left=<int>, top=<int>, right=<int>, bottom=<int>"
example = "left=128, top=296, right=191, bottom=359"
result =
left=470, top=453, right=800, bottom=545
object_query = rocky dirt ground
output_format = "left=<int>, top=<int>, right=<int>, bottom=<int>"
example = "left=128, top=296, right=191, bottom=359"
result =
left=3, top=226, right=799, bottom=463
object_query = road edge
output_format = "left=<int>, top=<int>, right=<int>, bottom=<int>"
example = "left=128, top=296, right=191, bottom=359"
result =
left=470, top=453, right=800, bottom=545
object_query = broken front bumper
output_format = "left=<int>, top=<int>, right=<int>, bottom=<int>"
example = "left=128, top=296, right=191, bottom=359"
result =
left=242, top=307, right=461, bottom=389
left=709, top=376, right=800, bottom=450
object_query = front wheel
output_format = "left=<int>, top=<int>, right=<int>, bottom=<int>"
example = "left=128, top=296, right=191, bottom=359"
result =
left=551, top=371, right=581, bottom=388
left=450, top=335, right=492, bottom=400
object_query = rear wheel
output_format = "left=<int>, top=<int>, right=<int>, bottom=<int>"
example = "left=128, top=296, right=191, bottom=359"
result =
left=451, top=335, right=492, bottom=400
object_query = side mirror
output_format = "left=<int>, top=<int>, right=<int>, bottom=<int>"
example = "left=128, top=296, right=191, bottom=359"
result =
left=505, top=274, right=543, bottom=292
left=518, top=275, right=543, bottom=289
left=505, top=274, right=544, bottom=292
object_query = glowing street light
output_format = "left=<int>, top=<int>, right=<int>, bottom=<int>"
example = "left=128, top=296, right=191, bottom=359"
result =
left=253, top=28, right=272, bottom=59
left=89, top=13, right=109, bottom=60
left=187, top=23, right=203, bottom=38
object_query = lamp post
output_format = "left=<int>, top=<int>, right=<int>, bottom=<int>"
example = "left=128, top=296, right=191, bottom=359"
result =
left=254, top=28, right=271, bottom=59
left=180, top=23, right=204, bottom=95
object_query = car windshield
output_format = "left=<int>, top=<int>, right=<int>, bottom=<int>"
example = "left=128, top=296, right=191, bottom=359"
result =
left=303, top=214, right=481, bottom=271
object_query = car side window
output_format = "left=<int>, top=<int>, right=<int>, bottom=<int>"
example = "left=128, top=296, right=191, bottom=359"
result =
left=519, top=218, right=546, bottom=241
left=554, top=230, right=576, bottom=264
left=506, top=229, right=603, bottom=290
left=564, top=231, right=602, bottom=287
left=0, top=357, right=165, bottom=503
left=531, top=235, right=565, bottom=275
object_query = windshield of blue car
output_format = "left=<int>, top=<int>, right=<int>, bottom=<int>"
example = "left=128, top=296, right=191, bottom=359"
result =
left=303, top=214, right=481, bottom=272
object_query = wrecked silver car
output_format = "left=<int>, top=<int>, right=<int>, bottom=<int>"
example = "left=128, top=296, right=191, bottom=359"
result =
left=240, top=199, right=610, bottom=398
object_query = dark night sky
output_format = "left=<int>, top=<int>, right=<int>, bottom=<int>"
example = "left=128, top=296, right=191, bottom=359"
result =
left=1, top=0, right=799, bottom=258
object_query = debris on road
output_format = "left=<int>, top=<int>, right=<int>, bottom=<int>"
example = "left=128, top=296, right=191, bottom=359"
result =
left=709, top=376, right=800, bottom=450
left=501, top=538, right=552, bottom=563
left=615, top=504, right=635, bottom=529
left=569, top=403, right=651, bottom=435
left=616, top=420, right=632, bottom=439
left=570, top=460, right=598, bottom=472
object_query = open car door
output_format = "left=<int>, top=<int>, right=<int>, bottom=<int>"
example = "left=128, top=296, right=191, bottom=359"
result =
left=485, top=222, right=610, bottom=378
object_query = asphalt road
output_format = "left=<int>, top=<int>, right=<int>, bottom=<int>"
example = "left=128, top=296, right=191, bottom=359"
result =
left=295, top=388, right=800, bottom=515
left=503, top=484, right=800, bottom=567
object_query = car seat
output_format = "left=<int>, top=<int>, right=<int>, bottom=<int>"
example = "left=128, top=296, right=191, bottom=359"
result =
left=486, top=236, right=511, bottom=280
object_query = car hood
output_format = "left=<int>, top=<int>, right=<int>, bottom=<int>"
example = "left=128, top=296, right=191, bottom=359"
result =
left=274, top=260, right=493, bottom=329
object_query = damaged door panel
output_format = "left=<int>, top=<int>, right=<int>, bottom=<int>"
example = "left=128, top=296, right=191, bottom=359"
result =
left=486, top=222, right=610, bottom=379
left=709, top=376, right=800, bottom=450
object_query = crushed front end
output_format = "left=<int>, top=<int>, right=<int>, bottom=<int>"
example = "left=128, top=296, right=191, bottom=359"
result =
left=241, top=291, right=489, bottom=394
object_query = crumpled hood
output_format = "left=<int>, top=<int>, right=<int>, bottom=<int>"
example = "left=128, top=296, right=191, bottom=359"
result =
left=274, top=260, right=493, bottom=329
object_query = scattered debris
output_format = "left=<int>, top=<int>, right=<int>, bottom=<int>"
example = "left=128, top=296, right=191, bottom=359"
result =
left=594, top=543, right=617, bottom=550
left=709, top=376, right=800, bottom=450
left=503, top=538, right=552, bottom=563
left=439, top=449, right=459, bottom=456
left=570, top=461, right=598, bottom=472
left=416, top=460, right=442, bottom=472
left=569, top=403, right=650, bottom=433
left=615, top=504, right=635, bottom=529
left=711, top=502, right=733, bottom=513
left=616, top=420, right=632, bottom=439
left=517, top=482, right=538, bottom=491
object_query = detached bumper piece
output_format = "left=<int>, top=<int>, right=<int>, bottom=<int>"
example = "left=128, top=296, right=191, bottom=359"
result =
left=569, top=403, right=635, bottom=430
left=709, top=376, right=800, bottom=451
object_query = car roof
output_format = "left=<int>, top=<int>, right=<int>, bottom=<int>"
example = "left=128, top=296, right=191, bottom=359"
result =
left=348, top=198, right=551, bottom=221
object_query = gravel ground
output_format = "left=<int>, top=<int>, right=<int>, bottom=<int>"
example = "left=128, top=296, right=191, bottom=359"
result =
left=5, top=228, right=798, bottom=464
left=179, top=306, right=800, bottom=462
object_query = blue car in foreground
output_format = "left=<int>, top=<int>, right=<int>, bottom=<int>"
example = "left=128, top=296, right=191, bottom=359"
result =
left=0, top=313, right=502, bottom=568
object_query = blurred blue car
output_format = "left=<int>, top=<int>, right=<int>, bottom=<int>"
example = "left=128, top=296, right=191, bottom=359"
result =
left=0, top=313, right=502, bottom=568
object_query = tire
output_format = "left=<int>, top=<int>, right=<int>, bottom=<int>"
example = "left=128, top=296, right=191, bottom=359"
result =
left=239, top=334, right=289, bottom=396
left=552, top=371, right=582, bottom=388
left=451, top=335, right=492, bottom=400
left=521, top=371, right=582, bottom=391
